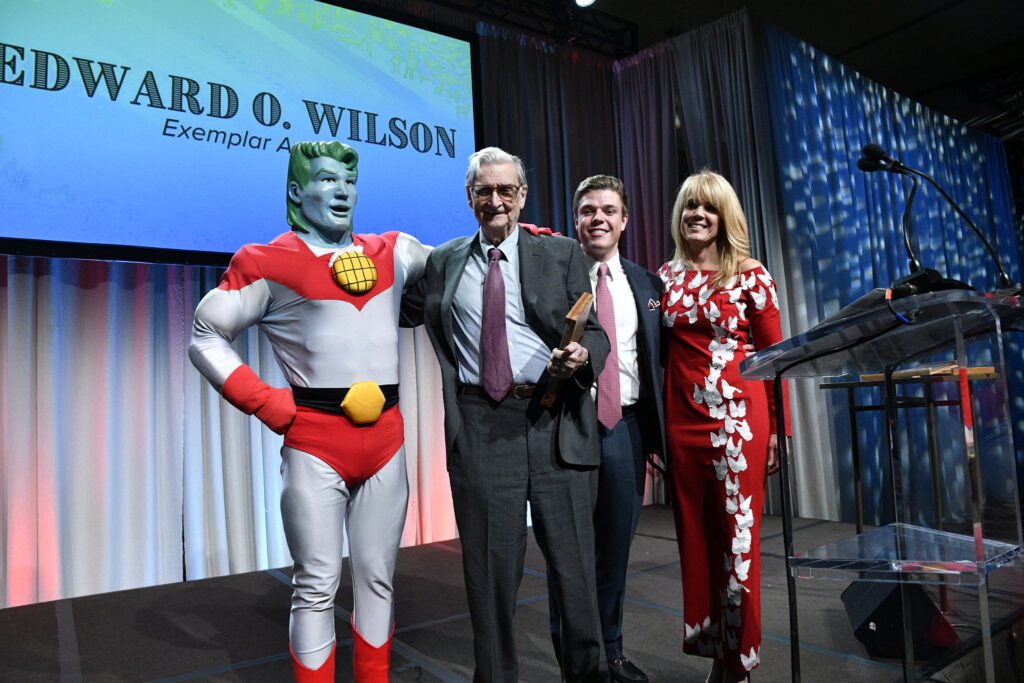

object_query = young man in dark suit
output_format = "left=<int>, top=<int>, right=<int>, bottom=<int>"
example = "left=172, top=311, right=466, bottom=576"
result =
left=549, top=175, right=665, bottom=683
left=404, top=147, right=610, bottom=682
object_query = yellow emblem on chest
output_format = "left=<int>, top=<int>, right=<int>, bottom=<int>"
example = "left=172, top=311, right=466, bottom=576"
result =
left=331, top=251, right=377, bottom=294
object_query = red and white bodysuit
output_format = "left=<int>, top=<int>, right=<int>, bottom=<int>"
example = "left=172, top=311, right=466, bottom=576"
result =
left=190, top=229, right=429, bottom=678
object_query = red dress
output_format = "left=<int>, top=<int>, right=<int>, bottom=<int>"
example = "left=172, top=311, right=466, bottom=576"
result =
left=657, top=261, right=784, bottom=673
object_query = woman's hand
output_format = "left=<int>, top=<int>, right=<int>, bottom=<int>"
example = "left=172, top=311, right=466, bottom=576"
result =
left=766, top=433, right=779, bottom=476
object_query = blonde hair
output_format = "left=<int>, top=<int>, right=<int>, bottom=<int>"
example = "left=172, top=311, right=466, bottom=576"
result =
left=669, top=170, right=751, bottom=288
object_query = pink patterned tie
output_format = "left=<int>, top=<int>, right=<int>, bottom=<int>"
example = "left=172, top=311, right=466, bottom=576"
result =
left=596, top=263, right=621, bottom=430
left=481, top=247, right=513, bottom=401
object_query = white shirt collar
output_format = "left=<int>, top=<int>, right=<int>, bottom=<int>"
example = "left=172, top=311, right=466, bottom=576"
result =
left=585, top=250, right=623, bottom=279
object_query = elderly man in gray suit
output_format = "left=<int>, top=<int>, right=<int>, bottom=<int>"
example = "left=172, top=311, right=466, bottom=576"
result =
left=404, top=147, right=610, bottom=682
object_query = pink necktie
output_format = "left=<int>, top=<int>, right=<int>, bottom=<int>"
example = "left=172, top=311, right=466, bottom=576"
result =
left=481, top=247, right=513, bottom=401
left=596, top=263, right=621, bottom=430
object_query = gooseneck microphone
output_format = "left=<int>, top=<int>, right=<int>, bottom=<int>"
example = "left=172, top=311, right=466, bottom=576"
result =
left=857, top=143, right=1015, bottom=292
left=856, top=144, right=927, bottom=285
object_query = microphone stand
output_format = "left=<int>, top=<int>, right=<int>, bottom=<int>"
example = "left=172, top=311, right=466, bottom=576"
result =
left=887, top=170, right=969, bottom=299
left=895, top=164, right=1015, bottom=291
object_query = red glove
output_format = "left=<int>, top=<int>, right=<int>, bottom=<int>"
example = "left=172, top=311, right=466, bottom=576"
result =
left=521, top=223, right=561, bottom=237
left=221, top=365, right=297, bottom=434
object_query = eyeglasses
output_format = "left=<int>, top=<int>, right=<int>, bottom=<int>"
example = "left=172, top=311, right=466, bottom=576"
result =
left=469, top=184, right=522, bottom=201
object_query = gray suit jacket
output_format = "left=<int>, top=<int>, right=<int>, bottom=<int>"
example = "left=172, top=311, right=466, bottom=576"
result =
left=404, top=226, right=610, bottom=468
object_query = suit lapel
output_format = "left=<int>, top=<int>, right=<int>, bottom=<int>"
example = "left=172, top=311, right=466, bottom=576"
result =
left=517, top=226, right=541, bottom=314
left=622, top=258, right=658, bottom=364
left=441, top=236, right=474, bottom=352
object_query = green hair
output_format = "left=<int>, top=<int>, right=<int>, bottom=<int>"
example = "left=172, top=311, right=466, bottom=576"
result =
left=286, top=141, right=359, bottom=233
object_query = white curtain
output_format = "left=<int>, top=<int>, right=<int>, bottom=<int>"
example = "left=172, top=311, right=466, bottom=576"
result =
left=0, top=255, right=452, bottom=608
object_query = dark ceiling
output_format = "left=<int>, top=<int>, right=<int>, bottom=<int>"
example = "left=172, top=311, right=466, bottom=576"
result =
left=444, top=0, right=1024, bottom=142
left=597, top=0, right=1024, bottom=142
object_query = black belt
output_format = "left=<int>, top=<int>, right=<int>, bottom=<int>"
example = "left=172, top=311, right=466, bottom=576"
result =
left=291, top=384, right=399, bottom=414
left=459, top=383, right=537, bottom=400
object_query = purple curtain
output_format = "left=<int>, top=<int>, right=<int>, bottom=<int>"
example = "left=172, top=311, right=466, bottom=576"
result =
left=612, top=43, right=681, bottom=271
left=477, top=24, right=618, bottom=234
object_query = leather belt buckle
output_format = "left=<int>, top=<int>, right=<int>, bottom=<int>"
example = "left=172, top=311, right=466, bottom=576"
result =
left=510, top=384, right=535, bottom=399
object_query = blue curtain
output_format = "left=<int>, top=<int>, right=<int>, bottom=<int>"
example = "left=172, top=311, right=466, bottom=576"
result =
left=760, top=25, right=1023, bottom=526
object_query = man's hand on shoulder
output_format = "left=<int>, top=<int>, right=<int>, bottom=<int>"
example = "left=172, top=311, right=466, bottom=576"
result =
left=547, top=341, right=589, bottom=379
left=520, top=223, right=562, bottom=237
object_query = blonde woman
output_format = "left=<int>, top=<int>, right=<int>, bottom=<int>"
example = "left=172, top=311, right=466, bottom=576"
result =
left=657, top=171, right=786, bottom=682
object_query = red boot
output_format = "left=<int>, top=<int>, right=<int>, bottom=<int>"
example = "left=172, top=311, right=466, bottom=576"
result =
left=352, top=624, right=392, bottom=682
left=290, top=641, right=336, bottom=682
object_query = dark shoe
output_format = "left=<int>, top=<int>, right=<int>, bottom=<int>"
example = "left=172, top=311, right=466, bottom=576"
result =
left=609, top=657, right=648, bottom=683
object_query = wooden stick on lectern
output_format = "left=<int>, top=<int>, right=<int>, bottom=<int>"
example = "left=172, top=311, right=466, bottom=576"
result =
left=540, top=292, right=594, bottom=408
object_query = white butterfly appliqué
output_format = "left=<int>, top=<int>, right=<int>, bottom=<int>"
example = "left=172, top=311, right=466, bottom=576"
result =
left=727, top=453, right=748, bottom=474
left=720, top=379, right=741, bottom=399
left=703, top=617, right=720, bottom=638
left=725, top=474, right=740, bottom=496
left=689, top=270, right=709, bottom=289
left=734, top=554, right=751, bottom=581
left=732, top=527, right=752, bottom=554
left=729, top=399, right=746, bottom=417
left=725, top=416, right=753, bottom=441
left=713, top=456, right=729, bottom=481
left=698, top=284, right=713, bottom=306
left=752, top=286, right=767, bottom=311
left=726, top=575, right=747, bottom=606
left=740, top=647, right=760, bottom=671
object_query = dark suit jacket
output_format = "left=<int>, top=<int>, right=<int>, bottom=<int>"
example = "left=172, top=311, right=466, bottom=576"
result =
left=620, top=257, right=666, bottom=459
left=405, top=226, right=610, bottom=468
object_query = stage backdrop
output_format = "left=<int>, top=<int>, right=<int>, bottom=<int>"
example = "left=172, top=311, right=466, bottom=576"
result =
left=1, top=0, right=478, bottom=260
left=0, top=2, right=632, bottom=608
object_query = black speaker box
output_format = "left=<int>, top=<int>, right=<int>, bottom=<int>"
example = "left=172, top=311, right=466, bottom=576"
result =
left=841, top=580, right=959, bottom=660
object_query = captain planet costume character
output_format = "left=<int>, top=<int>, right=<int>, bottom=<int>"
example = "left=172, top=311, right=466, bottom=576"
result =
left=189, top=141, right=430, bottom=681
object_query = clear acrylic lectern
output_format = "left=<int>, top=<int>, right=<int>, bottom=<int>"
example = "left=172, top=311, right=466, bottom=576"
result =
left=741, top=288, right=1024, bottom=682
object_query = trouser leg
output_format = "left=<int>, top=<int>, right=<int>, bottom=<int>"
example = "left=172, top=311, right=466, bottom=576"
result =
left=592, top=413, right=645, bottom=659
left=281, top=447, right=347, bottom=670
left=449, top=394, right=529, bottom=683
left=528, top=402, right=606, bottom=683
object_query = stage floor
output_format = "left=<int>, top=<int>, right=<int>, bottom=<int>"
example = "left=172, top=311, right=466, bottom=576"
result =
left=1, top=505, right=1021, bottom=681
